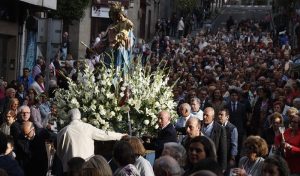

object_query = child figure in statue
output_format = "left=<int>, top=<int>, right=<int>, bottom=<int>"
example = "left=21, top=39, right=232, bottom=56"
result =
left=108, top=3, right=133, bottom=48
left=107, top=2, right=134, bottom=69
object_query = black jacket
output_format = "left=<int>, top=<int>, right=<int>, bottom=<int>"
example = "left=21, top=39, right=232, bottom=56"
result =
left=0, top=155, right=24, bottom=176
left=155, top=123, right=177, bottom=158
left=209, top=122, right=227, bottom=170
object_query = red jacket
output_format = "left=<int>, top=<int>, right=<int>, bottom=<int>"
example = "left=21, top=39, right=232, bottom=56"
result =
left=275, top=128, right=300, bottom=174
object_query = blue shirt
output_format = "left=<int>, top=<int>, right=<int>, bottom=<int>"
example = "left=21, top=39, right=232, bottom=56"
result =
left=202, top=121, right=214, bottom=137
left=18, top=76, right=34, bottom=92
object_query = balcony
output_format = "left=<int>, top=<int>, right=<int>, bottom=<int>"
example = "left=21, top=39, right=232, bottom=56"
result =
left=19, top=0, right=57, bottom=10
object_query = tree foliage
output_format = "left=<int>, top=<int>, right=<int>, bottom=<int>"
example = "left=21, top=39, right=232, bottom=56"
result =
left=255, top=0, right=268, bottom=5
left=277, top=0, right=296, bottom=9
left=50, top=0, right=90, bottom=25
left=175, top=0, right=198, bottom=14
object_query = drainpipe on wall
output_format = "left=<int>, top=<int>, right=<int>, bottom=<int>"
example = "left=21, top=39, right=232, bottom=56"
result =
left=18, top=21, right=27, bottom=77
left=45, top=18, right=52, bottom=92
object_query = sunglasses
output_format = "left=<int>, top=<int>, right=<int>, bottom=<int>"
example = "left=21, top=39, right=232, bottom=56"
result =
left=24, top=128, right=34, bottom=138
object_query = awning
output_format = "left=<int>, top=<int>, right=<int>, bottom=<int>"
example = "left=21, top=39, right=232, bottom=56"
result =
left=19, top=0, right=57, bottom=10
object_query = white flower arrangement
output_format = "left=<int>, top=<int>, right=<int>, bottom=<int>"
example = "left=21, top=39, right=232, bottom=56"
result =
left=54, top=58, right=177, bottom=135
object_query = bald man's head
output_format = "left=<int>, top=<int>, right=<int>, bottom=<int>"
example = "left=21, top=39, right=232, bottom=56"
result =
left=186, top=117, right=201, bottom=138
left=203, top=107, right=215, bottom=125
left=158, top=111, right=171, bottom=128
left=22, top=121, right=35, bottom=140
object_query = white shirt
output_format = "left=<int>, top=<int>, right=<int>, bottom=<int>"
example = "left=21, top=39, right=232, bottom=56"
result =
left=191, top=110, right=203, bottom=121
left=57, top=120, right=123, bottom=172
left=161, top=122, right=171, bottom=130
left=29, top=81, right=45, bottom=95
left=175, top=114, right=192, bottom=128
left=135, top=156, right=154, bottom=176
left=177, top=20, right=184, bottom=31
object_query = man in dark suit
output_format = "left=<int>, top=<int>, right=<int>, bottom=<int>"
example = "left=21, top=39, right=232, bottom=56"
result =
left=154, top=110, right=177, bottom=159
left=202, top=107, right=227, bottom=171
left=21, top=121, right=51, bottom=176
left=218, top=108, right=238, bottom=169
left=198, top=88, right=212, bottom=111
left=225, top=89, right=247, bottom=158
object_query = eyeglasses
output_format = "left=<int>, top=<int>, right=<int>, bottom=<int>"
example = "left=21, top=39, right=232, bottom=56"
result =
left=24, top=128, right=34, bottom=138
left=22, top=112, right=30, bottom=114
left=273, top=121, right=281, bottom=125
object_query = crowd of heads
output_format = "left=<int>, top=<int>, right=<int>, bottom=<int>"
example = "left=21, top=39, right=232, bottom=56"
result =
left=0, top=7, right=300, bottom=175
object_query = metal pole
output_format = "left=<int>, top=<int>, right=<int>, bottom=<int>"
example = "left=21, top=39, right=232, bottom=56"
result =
left=45, top=18, right=52, bottom=92
left=128, top=111, right=132, bottom=136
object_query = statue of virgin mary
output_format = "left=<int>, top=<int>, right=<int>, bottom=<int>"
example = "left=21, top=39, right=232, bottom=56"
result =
left=93, top=2, right=135, bottom=71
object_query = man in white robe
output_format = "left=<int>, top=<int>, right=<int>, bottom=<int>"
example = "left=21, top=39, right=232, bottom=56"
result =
left=57, top=108, right=125, bottom=172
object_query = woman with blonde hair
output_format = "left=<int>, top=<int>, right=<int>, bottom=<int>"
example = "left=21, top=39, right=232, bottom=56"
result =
left=287, top=107, right=298, bottom=117
left=7, top=98, right=19, bottom=116
left=232, top=136, right=268, bottom=176
left=82, top=155, right=113, bottom=176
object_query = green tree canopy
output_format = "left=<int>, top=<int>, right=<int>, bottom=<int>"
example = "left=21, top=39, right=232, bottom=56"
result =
left=175, top=0, right=198, bottom=14
left=277, top=0, right=296, bottom=9
left=50, top=0, right=90, bottom=25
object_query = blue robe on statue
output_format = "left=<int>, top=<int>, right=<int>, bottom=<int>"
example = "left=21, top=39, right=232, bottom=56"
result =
left=114, top=30, right=135, bottom=72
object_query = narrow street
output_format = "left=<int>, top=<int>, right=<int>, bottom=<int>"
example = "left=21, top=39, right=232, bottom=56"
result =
left=212, top=5, right=272, bottom=32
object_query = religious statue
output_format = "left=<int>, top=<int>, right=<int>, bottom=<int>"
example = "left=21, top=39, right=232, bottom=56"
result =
left=92, top=2, right=134, bottom=69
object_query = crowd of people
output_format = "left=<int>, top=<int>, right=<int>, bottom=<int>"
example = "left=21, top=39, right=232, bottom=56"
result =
left=0, top=10, right=300, bottom=176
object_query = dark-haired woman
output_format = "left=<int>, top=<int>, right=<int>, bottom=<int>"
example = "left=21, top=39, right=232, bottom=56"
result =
left=113, top=141, right=140, bottom=176
left=184, top=136, right=217, bottom=176
left=262, top=155, right=290, bottom=176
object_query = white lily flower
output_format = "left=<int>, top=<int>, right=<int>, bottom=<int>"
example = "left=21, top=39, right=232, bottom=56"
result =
left=143, top=120, right=150, bottom=125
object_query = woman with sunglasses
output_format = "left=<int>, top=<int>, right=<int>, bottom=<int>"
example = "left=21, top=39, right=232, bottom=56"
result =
left=275, top=114, right=300, bottom=175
